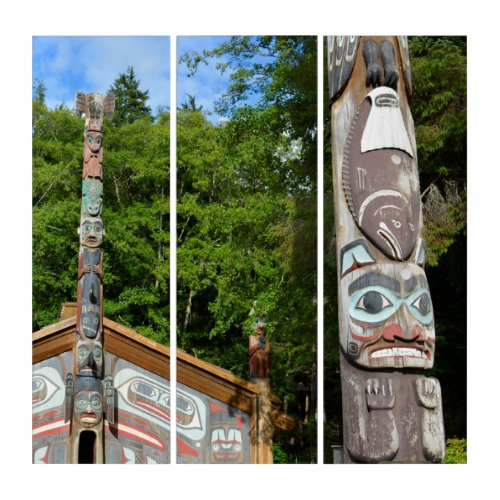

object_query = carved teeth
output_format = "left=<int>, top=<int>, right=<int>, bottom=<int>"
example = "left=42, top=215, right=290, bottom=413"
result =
left=371, top=347, right=424, bottom=358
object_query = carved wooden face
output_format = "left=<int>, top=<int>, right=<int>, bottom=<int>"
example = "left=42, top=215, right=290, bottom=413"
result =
left=82, top=179, right=103, bottom=217
left=85, top=131, right=103, bottom=154
left=80, top=217, right=103, bottom=247
left=340, top=259, right=435, bottom=369
left=74, top=390, right=102, bottom=428
left=76, top=339, right=103, bottom=377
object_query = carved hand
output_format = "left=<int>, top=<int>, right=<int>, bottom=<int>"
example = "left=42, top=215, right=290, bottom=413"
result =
left=366, top=378, right=395, bottom=410
left=414, top=377, right=439, bottom=409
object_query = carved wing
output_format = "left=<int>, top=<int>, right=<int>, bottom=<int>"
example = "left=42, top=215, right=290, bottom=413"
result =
left=104, top=93, right=115, bottom=120
left=64, top=373, right=74, bottom=422
left=103, top=375, right=115, bottom=424
left=328, top=36, right=360, bottom=101
left=75, top=92, right=87, bottom=118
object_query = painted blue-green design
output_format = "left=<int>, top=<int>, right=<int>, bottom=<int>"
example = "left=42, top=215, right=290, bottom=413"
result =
left=349, top=285, right=433, bottom=325
left=81, top=178, right=103, bottom=216
left=341, top=239, right=376, bottom=275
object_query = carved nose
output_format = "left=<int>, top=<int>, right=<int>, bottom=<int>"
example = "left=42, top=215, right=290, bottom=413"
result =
left=389, top=305, right=425, bottom=342
left=382, top=321, right=424, bottom=342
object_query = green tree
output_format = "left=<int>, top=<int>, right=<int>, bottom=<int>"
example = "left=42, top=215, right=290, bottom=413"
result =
left=179, top=94, right=204, bottom=112
left=178, top=36, right=318, bottom=463
left=108, top=66, right=152, bottom=125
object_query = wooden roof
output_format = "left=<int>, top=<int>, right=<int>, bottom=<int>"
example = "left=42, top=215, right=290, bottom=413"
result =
left=32, top=314, right=293, bottom=431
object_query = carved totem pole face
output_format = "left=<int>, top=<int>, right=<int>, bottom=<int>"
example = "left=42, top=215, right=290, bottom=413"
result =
left=339, top=240, right=435, bottom=369
left=79, top=217, right=104, bottom=247
left=74, top=390, right=103, bottom=428
left=85, top=131, right=103, bottom=154
left=76, top=339, right=103, bottom=377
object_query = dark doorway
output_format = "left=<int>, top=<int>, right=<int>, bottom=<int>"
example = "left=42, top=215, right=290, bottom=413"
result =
left=78, top=431, right=96, bottom=463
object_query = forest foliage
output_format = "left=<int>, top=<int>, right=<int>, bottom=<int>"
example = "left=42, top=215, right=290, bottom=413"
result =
left=33, top=36, right=466, bottom=463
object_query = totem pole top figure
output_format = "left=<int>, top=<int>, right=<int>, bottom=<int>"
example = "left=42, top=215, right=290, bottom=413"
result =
left=76, top=92, right=115, bottom=131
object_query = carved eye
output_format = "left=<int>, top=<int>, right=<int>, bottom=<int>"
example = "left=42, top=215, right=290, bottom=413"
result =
left=391, top=219, right=401, bottom=229
left=355, top=290, right=392, bottom=314
left=412, top=293, right=430, bottom=315
left=350, top=286, right=399, bottom=324
left=77, top=397, right=88, bottom=409
left=408, top=290, right=433, bottom=325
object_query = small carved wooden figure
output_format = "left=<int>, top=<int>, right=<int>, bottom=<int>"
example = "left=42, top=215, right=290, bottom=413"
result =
left=249, top=321, right=270, bottom=379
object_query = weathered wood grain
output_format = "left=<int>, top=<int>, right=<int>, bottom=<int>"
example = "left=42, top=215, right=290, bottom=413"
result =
left=329, top=36, right=445, bottom=463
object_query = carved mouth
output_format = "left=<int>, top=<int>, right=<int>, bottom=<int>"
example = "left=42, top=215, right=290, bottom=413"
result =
left=80, top=413, right=98, bottom=423
left=370, top=346, right=430, bottom=359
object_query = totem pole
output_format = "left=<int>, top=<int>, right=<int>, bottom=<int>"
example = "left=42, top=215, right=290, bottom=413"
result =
left=248, top=320, right=273, bottom=463
left=328, top=36, right=445, bottom=463
left=64, top=92, right=115, bottom=463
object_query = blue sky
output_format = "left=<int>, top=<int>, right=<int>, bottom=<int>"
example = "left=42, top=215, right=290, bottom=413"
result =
left=33, top=36, right=170, bottom=113
left=32, top=36, right=261, bottom=123
left=177, top=36, right=262, bottom=123
left=177, top=36, right=231, bottom=122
